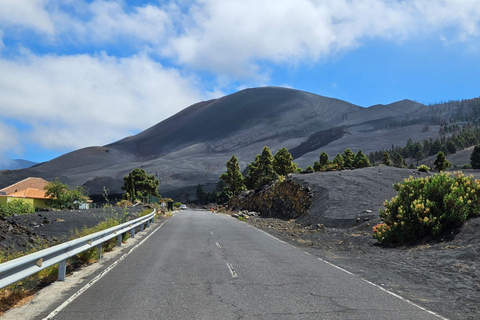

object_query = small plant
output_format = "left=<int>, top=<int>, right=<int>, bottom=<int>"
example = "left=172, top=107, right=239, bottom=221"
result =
left=417, top=165, right=430, bottom=172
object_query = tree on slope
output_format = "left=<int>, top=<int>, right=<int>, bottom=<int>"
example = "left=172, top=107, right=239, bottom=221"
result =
left=434, top=151, right=451, bottom=172
left=353, top=150, right=371, bottom=168
left=342, top=149, right=355, bottom=168
left=273, top=148, right=297, bottom=176
left=382, top=151, right=391, bottom=166
left=220, top=155, right=246, bottom=197
left=122, top=168, right=160, bottom=201
left=470, top=145, right=480, bottom=169
left=245, top=147, right=278, bottom=189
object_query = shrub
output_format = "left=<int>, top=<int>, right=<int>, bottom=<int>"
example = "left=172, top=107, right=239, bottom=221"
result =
left=0, top=200, right=34, bottom=217
left=417, top=165, right=430, bottom=172
left=374, top=172, right=480, bottom=243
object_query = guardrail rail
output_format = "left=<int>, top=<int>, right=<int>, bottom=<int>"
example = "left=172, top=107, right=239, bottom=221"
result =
left=0, top=209, right=156, bottom=289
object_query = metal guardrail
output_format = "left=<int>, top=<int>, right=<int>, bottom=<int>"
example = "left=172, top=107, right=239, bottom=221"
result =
left=0, top=209, right=156, bottom=289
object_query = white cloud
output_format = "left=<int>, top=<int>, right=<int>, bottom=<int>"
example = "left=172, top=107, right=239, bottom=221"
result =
left=0, top=0, right=54, bottom=34
left=165, top=0, right=480, bottom=78
left=55, top=0, right=172, bottom=45
left=0, top=52, right=203, bottom=151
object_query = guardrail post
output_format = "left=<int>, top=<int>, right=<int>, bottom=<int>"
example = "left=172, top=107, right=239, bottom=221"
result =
left=58, top=260, right=67, bottom=281
left=147, top=220, right=150, bottom=228
left=131, top=228, right=135, bottom=238
left=117, top=234, right=122, bottom=247
left=140, top=223, right=144, bottom=232
left=97, top=244, right=103, bottom=259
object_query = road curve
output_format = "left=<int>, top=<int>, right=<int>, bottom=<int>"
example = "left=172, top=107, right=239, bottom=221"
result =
left=45, top=210, right=445, bottom=320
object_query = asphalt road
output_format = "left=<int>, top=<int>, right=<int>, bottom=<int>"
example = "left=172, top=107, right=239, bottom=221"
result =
left=45, top=210, right=445, bottom=320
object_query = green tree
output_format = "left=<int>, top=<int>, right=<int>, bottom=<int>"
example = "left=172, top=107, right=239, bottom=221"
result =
left=434, top=151, right=451, bottom=172
left=319, top=152, right=329, bottom=167
left=470, top=145, right=480, bottom=169
left=220, top=155, right=246, bottom=197
left=305, top=166, right=315, bottom=173
left=342, top=149, right=355, bottom=168
left=245, top=147, right=278, bottom=189
left=446, top=141, right=457, bottom=154
left=257, top=147, right=278, bottom=186
left=273, top=148, right=297, bottom=176
left=382, top=151, right=391, bottom=166
left=353, top=150, right=370, bottom=168
left=122, top=168, right=160, bottom=201
left=44, top=180, right=88, bottom=210
left=332, top=154, right=344, bottom=169
left=196, top=184, right=205, bottom=203
left=392, top=153, right=407, bottom=168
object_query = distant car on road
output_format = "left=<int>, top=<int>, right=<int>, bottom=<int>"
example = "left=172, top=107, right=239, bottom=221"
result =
left=180, top=204, right=187, bottom=210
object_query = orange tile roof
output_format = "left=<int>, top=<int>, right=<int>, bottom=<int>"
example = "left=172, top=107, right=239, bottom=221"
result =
left=9, top=188, right=49, bottom=200
left=0, top=177, right=49, bottom=196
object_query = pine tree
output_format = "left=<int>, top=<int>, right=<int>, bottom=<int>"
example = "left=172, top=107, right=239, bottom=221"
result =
left=393, top=153, right=406, bottom=168
left=470, top=145, right=480, bottom=169
left=244, top=155, right=260, bottom=190
left=332, top=154, right=344, bottom=169
left=434, top=151, right=451, bottom=172
left=219, top=155, right=246, bottom=197
left=343, top=149, right=355, bottom=168
left=257, top=146, right=278, bottom=187
left=353, top=150, right=370, bottom=168
left=382, top=151, right=391, bottom=166
left=319, top=152, right=329, bottom=167
left=273, top=148, right=296, bottom=176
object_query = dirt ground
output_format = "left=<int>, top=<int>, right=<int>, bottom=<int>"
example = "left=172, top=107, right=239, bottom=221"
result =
left=242, top=166, right=480, bottom=320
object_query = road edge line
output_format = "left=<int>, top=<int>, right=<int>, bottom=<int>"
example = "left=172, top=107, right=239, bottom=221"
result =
left=252, top=225, right=449, bottom=320
left=43, top=220, right=167, bottom=319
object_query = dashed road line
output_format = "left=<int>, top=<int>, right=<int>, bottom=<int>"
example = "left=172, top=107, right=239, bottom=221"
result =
left=215, top=242, right=222, bottom=249
left=226, top=263, right=238, bottom=278
left=210, top=231, right=214, bottom=235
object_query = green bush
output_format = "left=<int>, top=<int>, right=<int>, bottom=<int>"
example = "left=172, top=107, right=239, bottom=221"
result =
left=173, top=202, right=182, bottom=208
left=0, top=200, right=34, bottom=217
left=373, top=172, right=480, bottom=244
left=417, top=165, right=430, bottom=172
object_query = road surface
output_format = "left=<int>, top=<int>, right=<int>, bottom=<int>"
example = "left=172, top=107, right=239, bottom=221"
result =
left=42, top=210, right=446, bottom=319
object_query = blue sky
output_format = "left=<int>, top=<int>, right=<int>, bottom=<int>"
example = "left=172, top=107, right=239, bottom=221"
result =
left=0, top=0, right=479, bottom=166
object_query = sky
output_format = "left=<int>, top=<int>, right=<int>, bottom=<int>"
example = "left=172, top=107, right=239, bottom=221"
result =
left=0, top=0, right=479, bottom=166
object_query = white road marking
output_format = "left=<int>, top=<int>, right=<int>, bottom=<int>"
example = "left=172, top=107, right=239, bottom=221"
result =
left=226, top=263, right=238, bottom=278
left=215, top=242, right=222, bottom=249
left=210, top=231, right=214, bottom=235
left=257, top=229, right=286, bottom=244
left=316, top=257, right=448, bottom=319
left=250, top=225, right=447, bottom=319
left=43, top=221, right=167, bottom=320
left=304, top=252, right=312, bottom=256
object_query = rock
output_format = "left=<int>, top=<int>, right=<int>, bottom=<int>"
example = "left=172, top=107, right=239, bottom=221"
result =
left=43, top=219, right=51, bottom=224
left=363, top=218, right=370, bottom=221
left=365, top=209, right=373, bottom=213
left=232, top=214, right=239, bottom=218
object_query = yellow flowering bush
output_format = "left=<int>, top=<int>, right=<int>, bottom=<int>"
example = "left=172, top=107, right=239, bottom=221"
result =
left=374, top=172, right=480, bottom=243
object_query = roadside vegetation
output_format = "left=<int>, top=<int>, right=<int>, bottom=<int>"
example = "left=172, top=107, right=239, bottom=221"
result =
left=373, top=172, right=480, bottom=244
left=0, top=200, right=34, bottom=217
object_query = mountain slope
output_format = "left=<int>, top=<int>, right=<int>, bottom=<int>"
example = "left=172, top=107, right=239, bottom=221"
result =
left=0, top=86, right=446, bottom=199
